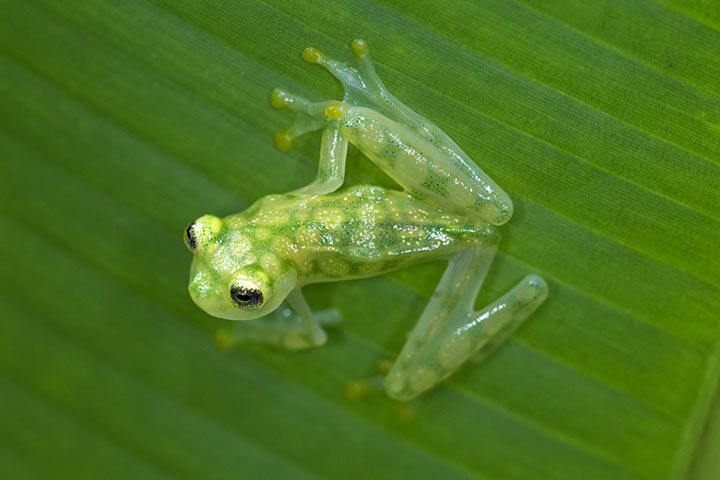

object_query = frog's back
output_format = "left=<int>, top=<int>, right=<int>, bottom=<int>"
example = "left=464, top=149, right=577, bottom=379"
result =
left=278, top=185, right=498, bottom=282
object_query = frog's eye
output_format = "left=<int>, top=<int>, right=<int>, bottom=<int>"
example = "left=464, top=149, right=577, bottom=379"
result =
left=184, top=222, right=197, bottom=251
left=184, top=215, right=222, bottom=252
left=230, top=281, right=265, bottom=310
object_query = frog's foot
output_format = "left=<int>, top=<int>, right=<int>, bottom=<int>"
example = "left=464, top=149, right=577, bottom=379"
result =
left=270, top=88, right=345, bottom=151
left=215, top=306, right=340, bottom=351
left=301, top=39, right=391, bottom=110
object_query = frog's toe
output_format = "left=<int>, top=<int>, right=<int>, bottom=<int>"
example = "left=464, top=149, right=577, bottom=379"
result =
left=344, top=379, right=373, bottom=400
left=214, top=328, right=236, bottom=350
left=272, top=130, right=294, bottom=152
left=301, top=46, right=326, bottom=64
left=384, top=364, right=443, bottom=402
left=270, top=88, right=310, bottom=111
left=384, top=374, right=409, bottom=401
left=271, top=107, right=327, bottom=151
left=350, top=38, right=369, bottom=59
left=344, top=375, right=384, bottom=401
left=299, top=44, right=367, bottom=95
left=270, top=85, right=341, bottom=151
left=315, top=307, right=342, bottom=326
left=270, top=88, right=291, bottom=110
left=282, top=330, right=321, bottom=351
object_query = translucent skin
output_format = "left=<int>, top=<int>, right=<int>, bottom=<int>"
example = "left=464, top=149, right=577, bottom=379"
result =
left=188, top=186, right=498, bottom=320
left=185, top=40, right=548, bottom=401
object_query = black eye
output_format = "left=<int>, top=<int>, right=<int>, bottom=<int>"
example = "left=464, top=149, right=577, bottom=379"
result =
left=184, top=223, right=196, bottom=250
left=230, top=284, right=264, bottom=309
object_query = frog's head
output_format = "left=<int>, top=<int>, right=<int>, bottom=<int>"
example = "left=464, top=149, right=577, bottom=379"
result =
left=184, top=214, right=296, bottom=321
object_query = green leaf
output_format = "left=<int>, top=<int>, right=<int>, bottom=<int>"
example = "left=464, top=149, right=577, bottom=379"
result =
left=1, top=0, right=719, bottom=478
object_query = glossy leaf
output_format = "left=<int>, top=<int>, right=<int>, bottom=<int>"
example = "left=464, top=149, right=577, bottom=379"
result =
left=1, top=1, right=719, bottom=479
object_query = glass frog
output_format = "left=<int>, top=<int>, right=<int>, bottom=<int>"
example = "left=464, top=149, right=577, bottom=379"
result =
left=185, top=39, right=548, bottom=401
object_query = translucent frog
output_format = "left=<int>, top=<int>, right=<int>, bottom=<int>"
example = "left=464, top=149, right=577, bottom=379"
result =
left=185, top=39, right=548, bottom=401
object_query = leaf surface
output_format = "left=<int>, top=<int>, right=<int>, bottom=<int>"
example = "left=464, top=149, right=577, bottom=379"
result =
left=1, top=1, right=719, bottom=479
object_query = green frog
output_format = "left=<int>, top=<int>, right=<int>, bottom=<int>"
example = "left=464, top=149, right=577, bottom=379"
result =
left=185, top=40, right=548, bottom=401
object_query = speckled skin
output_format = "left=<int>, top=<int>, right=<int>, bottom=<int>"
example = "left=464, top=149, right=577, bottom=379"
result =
left=185, top=40, right=548, bottom=401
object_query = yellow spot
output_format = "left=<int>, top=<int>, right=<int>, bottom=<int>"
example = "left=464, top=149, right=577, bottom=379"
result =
left=389, top=206, right=403, bottom=221
left=295, top=226, right=320, bottom=245
left=256, top=208, right=287, bottom=226
left=274, top=131, right=294, bottom=152
left=214, top=329, right=235, bottom=350
left=301, top=47, right=323, bottom=64
left=283, top=332, right=310, bottom=351
left=260, top=254, right=281, bottom=277
left=376, top=359, right=393, bottom=375
left=254, top=228, right=271, bottom=241
left=395, top=405, right=416, bottom=425
left=358, top=204, right=385, bottom=223
left=269, top=88, right=288, bottom=109
left=355, top=123, right=387, bottom=155
left=294, top=210, right=309, bottom=222
left=295, top=256, right=314, bottom=275
left=229, top=235, right=252, bottom=255
left=315, top=207, right=344, bottom=230
left=324, top=103, right=344, bottom=120
left=272, top=236, right=295, bottom=257
left=345, top=380, right=372, bottom=400
left=223, top=217, right=246, bottom=229
left=320, top=257, right=350, bottom=276
left=351, top=38, right=368, bottom=58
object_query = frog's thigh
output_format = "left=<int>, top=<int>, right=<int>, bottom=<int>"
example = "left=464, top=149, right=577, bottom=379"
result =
left=384, top=260, right=548, bottom=401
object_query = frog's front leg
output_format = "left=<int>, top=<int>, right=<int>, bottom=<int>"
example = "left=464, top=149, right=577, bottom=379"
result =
left=384, top=244, right=548, bottom=401
left=303, top=40, right=477, bottom=161
left=215, top=288, right=338, bottom=351
left=270, top=88, right=348, bottom=196
left=301, top=41, right=513, bottom=225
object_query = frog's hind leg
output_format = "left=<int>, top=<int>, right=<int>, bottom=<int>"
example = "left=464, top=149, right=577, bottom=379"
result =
left=384, top=244, right=548, bottom=401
